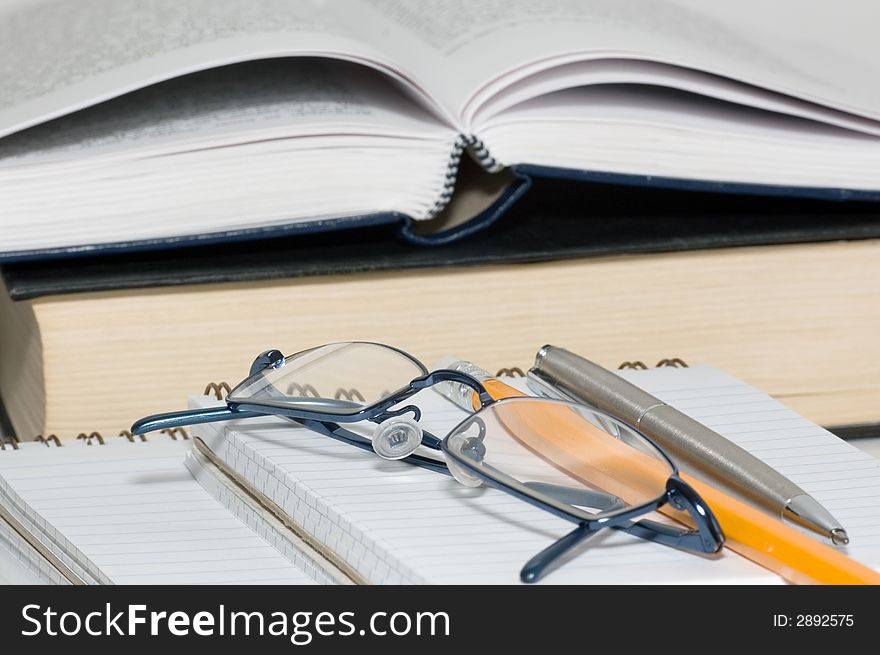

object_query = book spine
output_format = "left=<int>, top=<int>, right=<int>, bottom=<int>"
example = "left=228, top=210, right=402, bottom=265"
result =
left=465, top=134, right=503, bottom=173
left=424, top=135, right=467, bottom=219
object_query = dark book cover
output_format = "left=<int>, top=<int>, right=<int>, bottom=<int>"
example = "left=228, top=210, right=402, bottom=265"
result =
left=5, top=176, right=880, bottom=301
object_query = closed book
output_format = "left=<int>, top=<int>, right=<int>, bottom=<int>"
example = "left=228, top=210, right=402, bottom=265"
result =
left=1, top=230, right=878, bottom=440
left=5, top=177, right=880, bottom=299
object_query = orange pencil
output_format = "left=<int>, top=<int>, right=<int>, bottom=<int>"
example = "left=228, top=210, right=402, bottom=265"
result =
left=460, top=371, right=880, bottom=585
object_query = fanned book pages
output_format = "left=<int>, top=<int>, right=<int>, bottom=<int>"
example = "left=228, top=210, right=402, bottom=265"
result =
left=2, top=0, right=880, bottom=258
left=186, top=366, right=880, bottom=584
left=0, top=436, right=341, bottom=584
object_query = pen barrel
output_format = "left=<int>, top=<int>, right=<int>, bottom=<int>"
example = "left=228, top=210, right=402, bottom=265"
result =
left=638, top=405, right=799, bottom=513
left=534, top=347, right=660, bottom=425
left=533, top=346, right=804, bottom=517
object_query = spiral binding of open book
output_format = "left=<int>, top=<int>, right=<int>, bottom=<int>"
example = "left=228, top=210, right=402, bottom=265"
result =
left=465, top=135, right=502, bottom=173
left=426, top=136, right=468, bottom=219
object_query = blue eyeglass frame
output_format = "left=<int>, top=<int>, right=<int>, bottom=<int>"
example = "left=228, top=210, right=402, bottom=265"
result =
left=132, top=345, right=493, bottom=475
left=131, top=342, right=723, bottom=582
left=440, top=400, right=724, bottom=582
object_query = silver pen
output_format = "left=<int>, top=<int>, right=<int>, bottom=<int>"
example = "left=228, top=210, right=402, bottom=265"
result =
left=528, top=345, right=849, bottom=545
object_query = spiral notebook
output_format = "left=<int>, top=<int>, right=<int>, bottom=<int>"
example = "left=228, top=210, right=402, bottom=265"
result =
left=186, top=364, right=880, bottom=584
left=0, top=434, right=342, bottom=585
left=3, top=363, right=880, bottom=584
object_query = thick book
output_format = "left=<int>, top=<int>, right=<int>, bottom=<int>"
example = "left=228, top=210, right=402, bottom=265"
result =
left=2, top=238, right=879, bottom=440
left=5, top=176, right=880, bottom=299
left=2, top=1, right=880, bottom=259
left=4, top=366, right=879, bottom=584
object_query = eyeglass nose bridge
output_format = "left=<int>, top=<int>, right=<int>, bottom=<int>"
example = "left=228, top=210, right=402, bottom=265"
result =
left=410, top=369, right=493, bottom=407
left=373, top=404, right=422, bottom=423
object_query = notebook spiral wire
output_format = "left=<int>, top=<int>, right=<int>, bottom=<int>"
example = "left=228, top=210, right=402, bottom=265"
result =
left=76, top=432, right=105, bottom=446
left=656, top=358, right=689, bottom=368
left=0, top=434, right=20, bottom=451
left=119, top=430, right=147, bottom=443
left=619, top=358, right=689, bottom=370
left=204, top=381, right=232, bottom=400
left=0, top=427, right=189, bottom=450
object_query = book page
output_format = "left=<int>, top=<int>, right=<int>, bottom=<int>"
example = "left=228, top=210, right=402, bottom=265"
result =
left=471, top=59, right=880, bottom=137
left=477, top=85, right=880, bottom=190
left=3, top=1, right=877, bottom=141
left=0, top=58, right=452, bottom=167
left=189, top=367, right=880, bottom=584
left=0, top=0, right=455, bottom=140
left=359, top=0, right=880, bottom=125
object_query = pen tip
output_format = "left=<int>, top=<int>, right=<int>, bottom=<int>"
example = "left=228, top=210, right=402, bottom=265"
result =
left=831, top=528, right=850, bottom=546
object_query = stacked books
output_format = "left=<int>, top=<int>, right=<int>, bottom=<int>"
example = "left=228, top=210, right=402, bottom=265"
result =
left=3, top=213, right=880, bottom=440
left=2, top=1, right=880, bottom=446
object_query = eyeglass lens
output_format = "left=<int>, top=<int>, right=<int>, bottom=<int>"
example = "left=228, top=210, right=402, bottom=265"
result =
left=227, top=342, right=428, bottom=414
left=445, top=398, right=674, bottom=518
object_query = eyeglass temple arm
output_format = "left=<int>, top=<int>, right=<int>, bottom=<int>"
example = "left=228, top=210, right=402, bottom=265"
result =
left=520, top=523, right=601, bottom=583
left=518, top=517, right=714, bottom=584
left=518, top=478, right=723, bottom=583
left=131, top=406, right=268, bottom=435
left=517, top=483, right=645, bottom=584
left=519, top=514, right=714, bottom=584
left=129, top=349, right=284, bottom=435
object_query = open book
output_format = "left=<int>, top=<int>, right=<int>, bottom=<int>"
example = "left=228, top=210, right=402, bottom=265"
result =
left=2, top=0, right=880, bottom=259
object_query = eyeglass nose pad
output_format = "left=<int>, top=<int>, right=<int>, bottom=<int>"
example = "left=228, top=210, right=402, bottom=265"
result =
left=447, top=459, right=483, bottom=488
left=372, top=416, right=423, bottom=460
left=445, top=434, right=485, bottom=488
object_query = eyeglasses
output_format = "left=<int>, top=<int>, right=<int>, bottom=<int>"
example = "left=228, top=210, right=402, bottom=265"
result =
left=132, top=341, right=723, bottom=582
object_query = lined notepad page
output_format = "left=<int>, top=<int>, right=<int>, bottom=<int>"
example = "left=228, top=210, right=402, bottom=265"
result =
left=191, top=365, right=880, bottom=584
left=0, top=438, right=317, bottom=584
